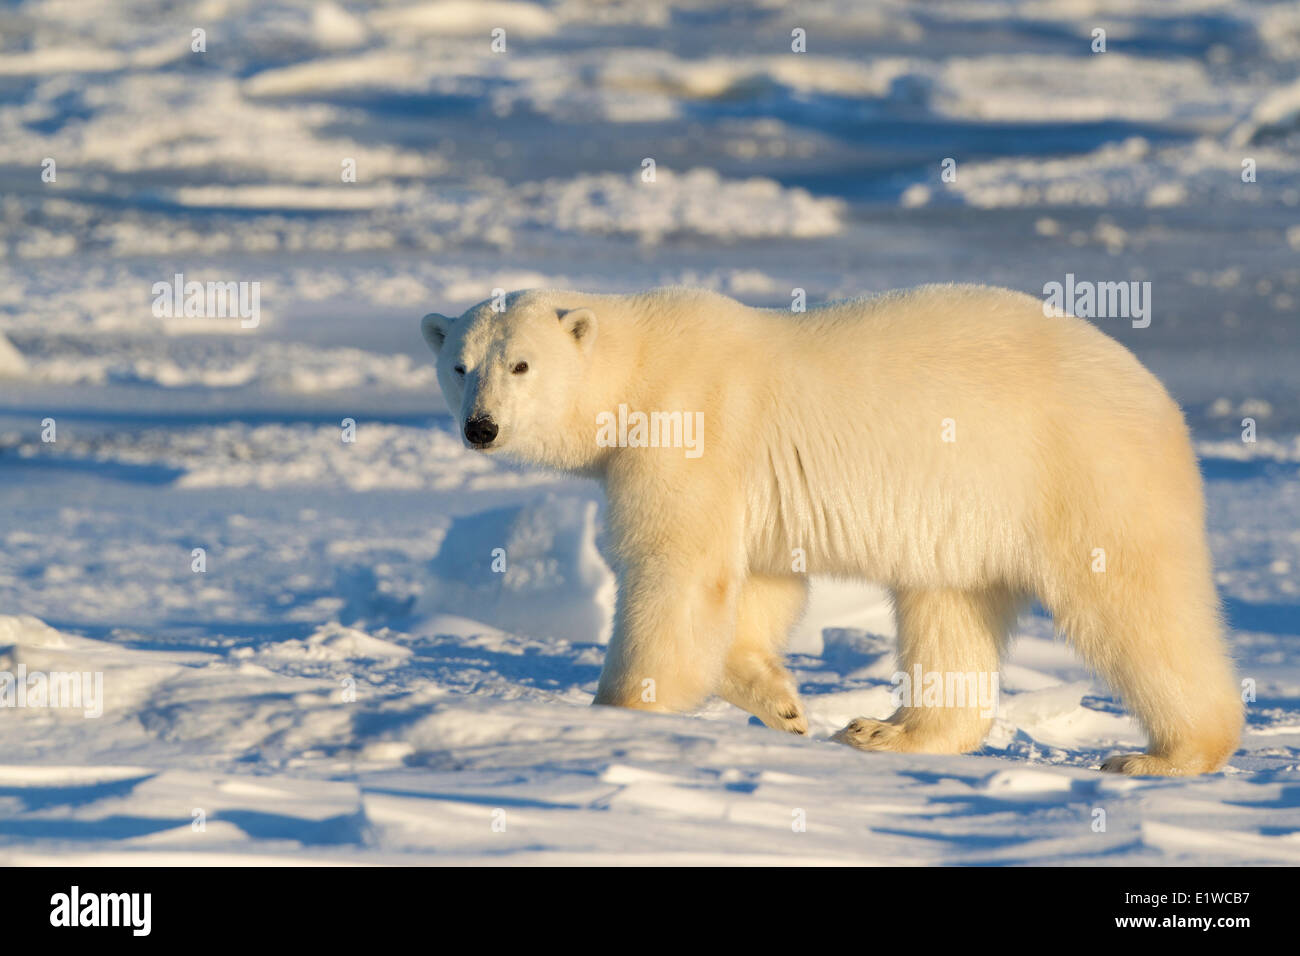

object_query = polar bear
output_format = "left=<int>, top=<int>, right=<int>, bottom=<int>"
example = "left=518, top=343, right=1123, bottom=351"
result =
left=421, top=285, right=1242, bottom=776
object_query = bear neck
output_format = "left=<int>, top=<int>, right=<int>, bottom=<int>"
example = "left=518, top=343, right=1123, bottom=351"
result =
left=556, top=295, right=680, bottom=477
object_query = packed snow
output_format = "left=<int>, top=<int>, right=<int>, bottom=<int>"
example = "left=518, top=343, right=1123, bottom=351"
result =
left=0, top=0, right=1298, bottom=863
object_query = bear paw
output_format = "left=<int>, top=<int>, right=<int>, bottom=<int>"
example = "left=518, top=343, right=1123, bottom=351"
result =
left=832, top=717, right=905, bottom=752
left=1100, top=753, right=1191, bottom=776
left=762, top=700, right=808, bottom=735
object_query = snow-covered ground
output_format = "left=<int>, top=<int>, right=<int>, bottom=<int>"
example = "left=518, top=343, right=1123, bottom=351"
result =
left=0, top=0, right=1298, bottom=864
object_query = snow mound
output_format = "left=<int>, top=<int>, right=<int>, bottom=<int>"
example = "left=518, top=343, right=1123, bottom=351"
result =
left=905, top=137, right=1300, bottom=210
left=0, top=333, right=26, bottom=377
left=0, top=614, right=67, bottom=649
left=260, top=622, right=412, bottom=661
left=982, top=768, right=1074, bottom=794
left=418, top=496, right=615, bottom=646
left=4, top=422, right=560, bottom=493
left=370, top=1, right=558, bottom=36
left=1232, top=76, right=1300, bottom=146
left=522, top=169, right=844, bottom=244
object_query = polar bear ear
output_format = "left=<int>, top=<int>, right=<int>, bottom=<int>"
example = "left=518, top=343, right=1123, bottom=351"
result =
left=420, top=312, right=453, bottom=354
left=558, top=308, right=596, bottom=353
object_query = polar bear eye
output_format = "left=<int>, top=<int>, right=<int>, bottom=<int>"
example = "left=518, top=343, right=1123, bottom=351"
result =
left=453, top=364, right=466, bottom=376
left=511, top=361, right=529, bottom=375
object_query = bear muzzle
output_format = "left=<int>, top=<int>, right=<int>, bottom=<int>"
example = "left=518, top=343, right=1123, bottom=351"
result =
left=464, top=415, right=499, bottom=448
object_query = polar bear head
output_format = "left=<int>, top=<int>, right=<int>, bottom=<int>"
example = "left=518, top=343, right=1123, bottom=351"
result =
left=421, top=290, right=597, bottom=465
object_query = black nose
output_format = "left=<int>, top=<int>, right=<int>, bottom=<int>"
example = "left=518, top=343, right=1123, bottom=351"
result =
left=464, top=416, right=498, bottom=446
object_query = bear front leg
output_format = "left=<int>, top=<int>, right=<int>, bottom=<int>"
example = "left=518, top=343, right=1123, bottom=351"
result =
left=593, top=553, right=741, bottom=715
left=717, top=574, right=810, bottom=734
left=593, top=454, right=746, bottom=714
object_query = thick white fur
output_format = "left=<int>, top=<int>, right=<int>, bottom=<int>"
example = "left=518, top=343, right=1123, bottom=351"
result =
left=422, top=285, right=1243, bottom=776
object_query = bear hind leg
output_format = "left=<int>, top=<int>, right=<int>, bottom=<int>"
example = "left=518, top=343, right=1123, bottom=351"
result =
left=1058, top=576, right=1242, bottom=776
left=834, top=586, right=1019, bottom=754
